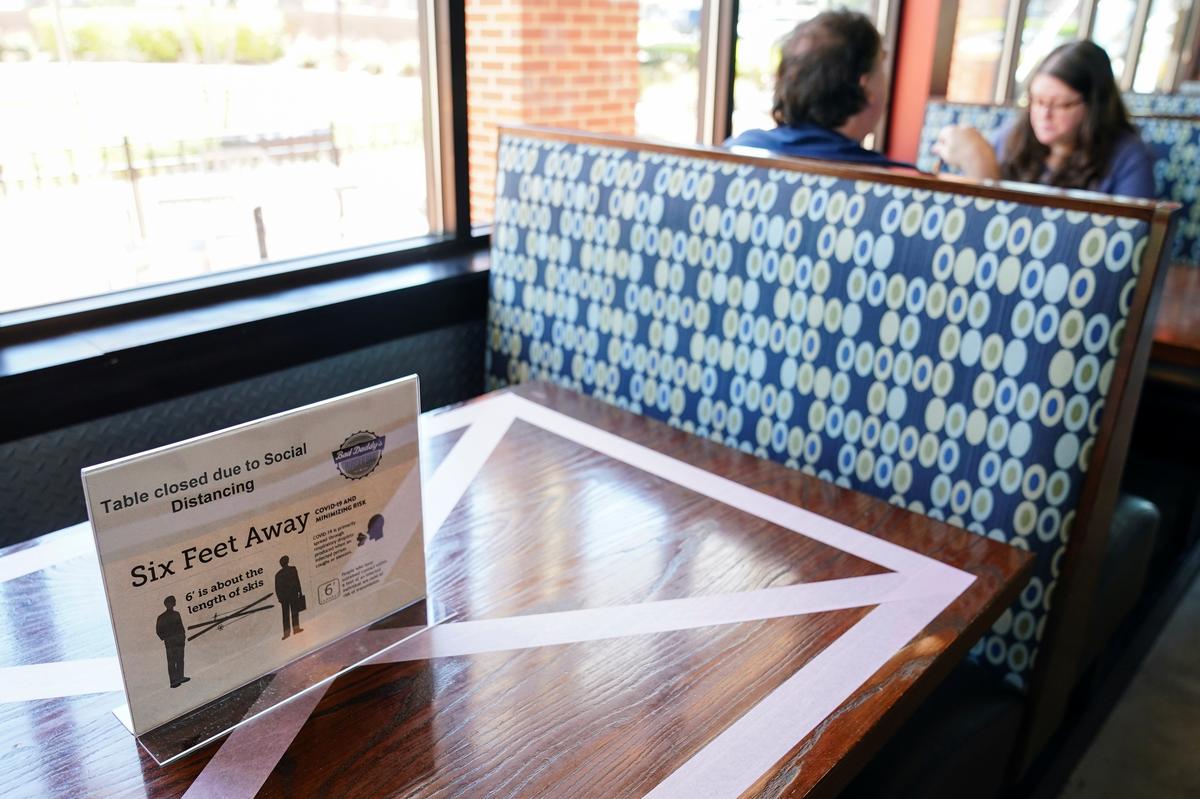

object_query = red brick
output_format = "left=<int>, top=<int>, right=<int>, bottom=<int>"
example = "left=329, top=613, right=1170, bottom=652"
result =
left=465, top=0, right=639, bottom=222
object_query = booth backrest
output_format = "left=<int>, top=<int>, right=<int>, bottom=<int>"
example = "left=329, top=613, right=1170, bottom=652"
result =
left=915, top=101, right=1018, bottom=173
left=486, top=127, right=1174, bottom=748
left=1123, top=91, right=1200, bottom=116
left=918, top=99, right=1200, bottom=263
left=1138, top=116, right=1200, bottom=263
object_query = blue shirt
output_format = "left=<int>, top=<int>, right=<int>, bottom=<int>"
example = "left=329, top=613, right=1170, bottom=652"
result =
left=725, top=123, right=914, bottom=169
left=991, top=126, right=1156, bottom=199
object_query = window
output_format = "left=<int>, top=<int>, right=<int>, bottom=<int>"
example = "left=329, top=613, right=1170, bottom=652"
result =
left=1014, top=0, right=1083, bottom=88
left=944, top=0, right=1200, bottom=107
left=636, top=1, right=703, bottom=144
left=1133, top=0, right=1193, bottom=91
left=731, top=0, right=882, bottom=138
left=1, top=0, right=436, bottom=315
left=465, top=0, right=704, bottom=227
left=1091, top=0, right=1139, bottom=84
left=945, top=0, right=1011, bottom=102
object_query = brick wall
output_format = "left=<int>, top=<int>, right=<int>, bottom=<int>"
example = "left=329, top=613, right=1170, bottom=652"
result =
left=466, top=0, right=640, bottom=223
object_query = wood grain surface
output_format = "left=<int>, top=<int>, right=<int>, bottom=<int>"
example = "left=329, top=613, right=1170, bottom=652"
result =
left=0, top=383, right=1031, bottom=798
left=1152, top=264, right=1200, bottom=368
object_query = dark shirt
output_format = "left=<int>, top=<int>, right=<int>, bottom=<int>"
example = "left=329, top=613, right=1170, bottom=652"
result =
left=725, top=123, right=914, bottom=169
left=156, top=609, right=185, bottom=645
left=275, top=565, right=302, bottom=601
left=991, top=125, right=1157, bottom=199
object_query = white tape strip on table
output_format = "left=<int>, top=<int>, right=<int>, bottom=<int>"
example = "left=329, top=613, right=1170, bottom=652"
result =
left=0, top=657, right=123, bottom=702
left=0, top=523, right=96, bottom=585
left=4, top=392, right=977, bottom=799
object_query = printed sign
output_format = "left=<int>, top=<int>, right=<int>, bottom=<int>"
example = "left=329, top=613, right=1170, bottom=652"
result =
left=82, top=376, right=425, bottom=735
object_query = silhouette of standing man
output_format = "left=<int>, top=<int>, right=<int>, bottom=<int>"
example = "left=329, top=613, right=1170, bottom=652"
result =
left=274, top=555, right=304, bottom=640
left=156, top=595, right=189, bottom=688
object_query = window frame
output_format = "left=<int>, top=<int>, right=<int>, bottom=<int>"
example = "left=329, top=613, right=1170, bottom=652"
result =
left=723, top=0, right=901, bottom=149
left=698, top=0, right=740, bottom=146
left=983, top=0, right=1200, bottom=101
left=0, top=0, right=480, bottom=344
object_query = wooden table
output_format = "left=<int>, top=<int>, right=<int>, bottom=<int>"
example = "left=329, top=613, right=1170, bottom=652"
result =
left=0, top=383, right=1032, bottom=798
left=1152, top=263, right=1200, bottom=370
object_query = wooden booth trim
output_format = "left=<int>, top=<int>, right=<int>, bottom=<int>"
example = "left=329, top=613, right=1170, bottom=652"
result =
left=1014, top=206, right=1179, bottom=772
left=500, top=125, right=1172, bottom=220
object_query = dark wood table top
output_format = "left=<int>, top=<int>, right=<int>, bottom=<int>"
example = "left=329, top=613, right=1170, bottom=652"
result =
left=1152, top=263, right=1200, bottom=369
left=0, top=382, right=1032, bottom=798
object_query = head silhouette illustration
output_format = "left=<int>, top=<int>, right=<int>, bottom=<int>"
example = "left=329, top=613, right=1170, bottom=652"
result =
left=280, top=555, right=289, bottom=567
left=164, top=595, right=176, bottom=609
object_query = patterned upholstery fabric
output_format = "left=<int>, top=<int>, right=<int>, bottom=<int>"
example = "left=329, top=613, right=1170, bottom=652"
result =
left=486, top=132, right=1152, bottom=689
left=1137, top=117, right=1200, bottom=263
left=916, top=97, right=1200, bottom=148
left=1122, top=91, right=1200, bottom=116
left=916, top=101, right=1018, bottom=172
left=920, top=100, right=1199, bottom=263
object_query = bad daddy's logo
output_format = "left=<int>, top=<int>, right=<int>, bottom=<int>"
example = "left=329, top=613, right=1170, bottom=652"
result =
left=331, top=431, right=385, bottom=480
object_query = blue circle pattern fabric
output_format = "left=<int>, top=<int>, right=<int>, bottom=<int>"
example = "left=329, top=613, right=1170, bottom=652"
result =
left=1137, top=117, right=1200, bottom=264
left=916, top=102, right=1018, bottom=172
left=919, top=100, right=1198, bottom=264
left=1122, top=91, right=1200, bottom=116
left=918, top=96, right=1200, bottom=170
left=486, top=134, right=1151, bottom=690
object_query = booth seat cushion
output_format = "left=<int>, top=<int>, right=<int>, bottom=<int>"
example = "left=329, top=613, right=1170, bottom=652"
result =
left=487, top=132, right=1154, bottom=689
left=1083, top=493, right=1159, bottom=667
left=918, top=100, right=1200, bottom=263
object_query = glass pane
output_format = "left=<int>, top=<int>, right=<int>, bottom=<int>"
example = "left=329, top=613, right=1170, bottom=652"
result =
left=731, top=0, right=879, bottom=138
left=946, top=0, right=1009, bottom=102
left=636, top=2, right=702, bottom=143
left=465, top=0, right=702, bottom=226
left=1090, top=0, right=1139, bottom=83
left=1133, top=0, right=1191, bottom=91
left=1, top=0, right=433, bottom=314
left=1014, top=0, right=1083, bottom=88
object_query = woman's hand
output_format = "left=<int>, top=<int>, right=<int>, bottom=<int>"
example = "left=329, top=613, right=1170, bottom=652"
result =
left=932, top=125, right=1001, bottom=180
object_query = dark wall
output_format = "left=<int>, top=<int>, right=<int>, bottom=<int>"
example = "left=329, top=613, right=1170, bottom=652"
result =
left=0, top=319, right=484, bottom=547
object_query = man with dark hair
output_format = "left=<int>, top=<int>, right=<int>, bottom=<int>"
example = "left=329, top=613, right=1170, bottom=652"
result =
left=726, top=10, right=911, bottom=168
left=155, top=595, right=189, bottom=688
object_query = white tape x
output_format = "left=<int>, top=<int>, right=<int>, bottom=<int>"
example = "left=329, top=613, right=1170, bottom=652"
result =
left=2, top=392, right=975, bottom=799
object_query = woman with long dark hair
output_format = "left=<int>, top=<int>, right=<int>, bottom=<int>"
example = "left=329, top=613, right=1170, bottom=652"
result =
left=933, top=41, right=1154, bottom=198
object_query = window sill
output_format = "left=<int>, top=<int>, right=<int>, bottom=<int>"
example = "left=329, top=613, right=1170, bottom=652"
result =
left=0, top=248, right=492, bottom=442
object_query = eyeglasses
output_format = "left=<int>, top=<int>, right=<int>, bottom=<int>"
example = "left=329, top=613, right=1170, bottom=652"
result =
left=1028, top=95, right=1084, bottom=114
